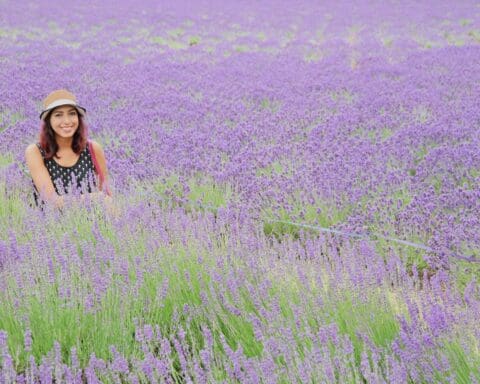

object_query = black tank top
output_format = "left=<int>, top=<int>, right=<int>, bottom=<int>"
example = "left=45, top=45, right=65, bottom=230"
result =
left=34, top=143, right=97, bottom=203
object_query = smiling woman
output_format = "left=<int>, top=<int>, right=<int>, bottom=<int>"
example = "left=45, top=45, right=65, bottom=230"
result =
left=25, top=89, right=111, bottom=208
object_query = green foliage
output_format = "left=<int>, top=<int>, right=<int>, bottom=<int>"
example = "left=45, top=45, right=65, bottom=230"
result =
left=0, top=154, right=13, bottom=167
left=109, top=98, right=127, bottom=110
left=444, top=341, right=480, bottom=383
left=0, top=182, right=26, bottom=231
left=257, top=263, right=405, bottom=377
left=259, top=97, right=282, bottom=113
left=0, top=108, right=25, bottom=132
left=152, top=174, right=184, bottom=200
left=262, top=196, right=353, bottom=240
left=468, top=29, right=480, bottom=42
left=186, top=178, right=233, bottom=213
left=450, top=258, right=480, bottom=292
left=329, top=290, right=401, bottom=366
left=255, top=161, right=284, bottom=177
left=151, top=174, right=234, bottom=215
left=330, top=89, right=357, bottom=104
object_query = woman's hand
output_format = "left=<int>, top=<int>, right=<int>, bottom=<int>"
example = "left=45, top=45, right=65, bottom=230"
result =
left=82, top=191, right=120, bottom=217
left=54, top=195, right=65, bottom=209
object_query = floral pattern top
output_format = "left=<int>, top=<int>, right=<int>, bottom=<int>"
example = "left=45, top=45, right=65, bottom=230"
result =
left=34, top=143, right=97, bottom=198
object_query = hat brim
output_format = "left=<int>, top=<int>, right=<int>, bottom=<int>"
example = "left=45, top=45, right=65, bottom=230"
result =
left=40, top=102, right=86, bottom=121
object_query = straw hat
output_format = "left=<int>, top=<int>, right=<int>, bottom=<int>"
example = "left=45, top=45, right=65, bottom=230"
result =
left=39, top=89, right=86, bottom=120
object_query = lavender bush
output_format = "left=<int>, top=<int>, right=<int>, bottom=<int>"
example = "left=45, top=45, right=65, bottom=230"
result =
left=1, top=0, right=479, bottom=382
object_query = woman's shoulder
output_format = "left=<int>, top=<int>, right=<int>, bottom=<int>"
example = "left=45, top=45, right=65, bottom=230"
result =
left=25, top=143, right=43, bottom=158
left=25, top=143, right=46, bottom=169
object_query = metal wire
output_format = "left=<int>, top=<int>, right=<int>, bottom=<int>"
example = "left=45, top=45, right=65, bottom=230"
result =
left=266, top=219, right=480, bottom=263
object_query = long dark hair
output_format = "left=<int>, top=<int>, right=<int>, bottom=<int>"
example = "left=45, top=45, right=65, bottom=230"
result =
left=39, top=109, right=88, bottom=159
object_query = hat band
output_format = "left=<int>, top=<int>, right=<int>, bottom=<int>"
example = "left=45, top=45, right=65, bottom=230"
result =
left=44, top=98, right=78, bottom=111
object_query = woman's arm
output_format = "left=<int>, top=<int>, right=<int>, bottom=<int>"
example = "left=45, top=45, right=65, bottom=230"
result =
left=90, top=140, right=111, bottom=194
left=89, top=140, right=118, bottom=215
left=25, top=143, right=61, bottom=205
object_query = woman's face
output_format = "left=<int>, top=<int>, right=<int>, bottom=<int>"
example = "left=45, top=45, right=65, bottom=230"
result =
left=49, top=105, right=79, bottom=139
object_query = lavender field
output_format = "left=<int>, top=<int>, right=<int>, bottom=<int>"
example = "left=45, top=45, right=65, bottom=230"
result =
left=1, top=1, right=480, bottom=382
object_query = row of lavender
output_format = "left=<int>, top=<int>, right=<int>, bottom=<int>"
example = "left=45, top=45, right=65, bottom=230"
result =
left=0, top=199, right=479, bottom=382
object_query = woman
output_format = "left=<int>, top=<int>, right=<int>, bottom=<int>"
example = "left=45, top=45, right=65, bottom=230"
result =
left=25, top=89, right=110, bottom=208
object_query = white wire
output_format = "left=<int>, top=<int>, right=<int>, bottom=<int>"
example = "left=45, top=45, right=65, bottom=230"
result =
left=267, top=219, right=479, bottom=263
